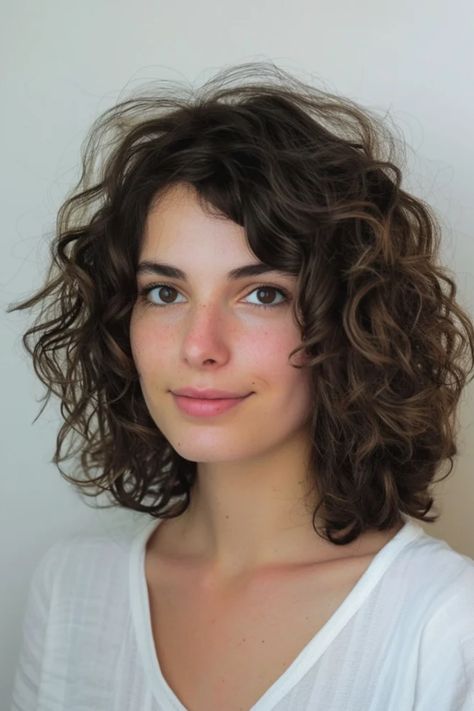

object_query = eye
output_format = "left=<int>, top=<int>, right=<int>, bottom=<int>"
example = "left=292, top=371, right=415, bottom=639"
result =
left=244, top=286, right=289, bottom=308
left=141, top=284, right=185, bottom=306
left=138, top=283, right=290, bottom=309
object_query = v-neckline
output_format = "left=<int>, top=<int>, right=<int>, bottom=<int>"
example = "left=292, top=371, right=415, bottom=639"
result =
left=129, top=512, right=424, bottom=711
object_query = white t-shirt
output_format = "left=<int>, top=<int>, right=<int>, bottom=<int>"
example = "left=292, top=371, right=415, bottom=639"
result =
left=10, top=512, right=474, bottom=710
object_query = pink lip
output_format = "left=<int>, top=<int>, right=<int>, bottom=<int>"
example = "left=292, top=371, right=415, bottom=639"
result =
left=172, top=393, right=251, bottom=417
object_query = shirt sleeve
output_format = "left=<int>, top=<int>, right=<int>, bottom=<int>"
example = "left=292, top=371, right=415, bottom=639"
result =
left=413, top=564, right=474, bottom=711
left=10, top=542, right=66, bottom=711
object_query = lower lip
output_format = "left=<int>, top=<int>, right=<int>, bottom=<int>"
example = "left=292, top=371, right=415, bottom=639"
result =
left=172, top=394, right=251, bottom=417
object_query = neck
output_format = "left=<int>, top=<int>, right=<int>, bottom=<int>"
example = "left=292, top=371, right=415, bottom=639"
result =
left=167, top=430, right=330, bottom=579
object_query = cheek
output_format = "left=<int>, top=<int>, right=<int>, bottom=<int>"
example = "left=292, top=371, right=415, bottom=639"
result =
left=258, top=331, right=312, bottom=401
left=129, top=313, right=167, bottom=376
left=249, top=327, right=305, bottom=370
left=249, top=331, right=311, bottom=403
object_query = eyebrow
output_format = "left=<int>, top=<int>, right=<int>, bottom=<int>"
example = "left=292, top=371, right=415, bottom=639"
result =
left=136, top=260, right=293, bottom=281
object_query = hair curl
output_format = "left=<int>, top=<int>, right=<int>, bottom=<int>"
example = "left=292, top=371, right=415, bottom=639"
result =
left=8, top=62, right=474, bottom=544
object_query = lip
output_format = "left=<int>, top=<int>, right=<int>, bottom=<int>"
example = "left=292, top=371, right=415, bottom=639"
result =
left=171, top=387, right=251, bottom=400
left=171, top=392, right=252, bottom=417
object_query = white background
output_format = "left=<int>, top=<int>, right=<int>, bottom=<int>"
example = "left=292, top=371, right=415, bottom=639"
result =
left=2, top=0, right=474, bottom=702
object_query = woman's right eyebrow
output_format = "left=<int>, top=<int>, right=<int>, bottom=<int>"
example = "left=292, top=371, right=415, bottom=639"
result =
left=136, top=260, right=292, bottom=281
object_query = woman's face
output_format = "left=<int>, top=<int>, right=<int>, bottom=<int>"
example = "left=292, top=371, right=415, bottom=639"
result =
left=130, top=182, right=313, bottom=464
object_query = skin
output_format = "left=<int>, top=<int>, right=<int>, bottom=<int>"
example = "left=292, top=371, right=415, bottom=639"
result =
left=130, top=182, right=402, bottom=587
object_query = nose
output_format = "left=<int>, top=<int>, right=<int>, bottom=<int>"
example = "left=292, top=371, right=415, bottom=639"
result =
left=180, top=301, right=232, bottom=367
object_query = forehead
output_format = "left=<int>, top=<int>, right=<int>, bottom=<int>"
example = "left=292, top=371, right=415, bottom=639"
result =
left=140, top=183, right=258, bottom=269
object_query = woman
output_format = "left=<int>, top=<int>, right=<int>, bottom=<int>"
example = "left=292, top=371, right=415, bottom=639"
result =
left=9, top=62, right=474, bottom=710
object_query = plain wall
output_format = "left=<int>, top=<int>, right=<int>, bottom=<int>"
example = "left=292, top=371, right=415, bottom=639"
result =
left=2, top=0, right=473, bottom=703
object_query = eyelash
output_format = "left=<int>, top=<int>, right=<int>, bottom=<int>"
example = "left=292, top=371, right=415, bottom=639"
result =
left=137, top=283, right=291, bottom=310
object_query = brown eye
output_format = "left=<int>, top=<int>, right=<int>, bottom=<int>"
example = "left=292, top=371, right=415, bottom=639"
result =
left=245, top=286, right=289, bottom=309
left=140, top=284, right=185, bottom=306
left=257, top=287, right=276, bottom=304
left=154, top=286, right=177, bottom=303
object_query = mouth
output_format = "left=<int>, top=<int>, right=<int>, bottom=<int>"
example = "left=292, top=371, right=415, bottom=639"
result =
left=171, top=392, right=252, bottom=417
left=171, top=388, right=252, bottom=400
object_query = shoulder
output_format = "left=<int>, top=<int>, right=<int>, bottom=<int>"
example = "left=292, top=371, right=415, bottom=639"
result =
left=383, top=528, right=474, bottom=705
left=395, top=523, right=473, bottom=586
left=380, top=524, right=474, bottom=643
left=396, top=527, right=474, bottom=641
left=419, top=543, right=474, bottom=635
left=403, top=536, right=474, bottom=707
left=29, top=516, right=149, bottom=599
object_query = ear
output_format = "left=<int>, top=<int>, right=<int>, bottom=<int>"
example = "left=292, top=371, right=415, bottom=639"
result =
left=289, top=346, right=311, bottom=369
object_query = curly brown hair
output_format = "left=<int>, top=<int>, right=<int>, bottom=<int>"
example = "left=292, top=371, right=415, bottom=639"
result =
left=8, top=62, right=474, bottom=544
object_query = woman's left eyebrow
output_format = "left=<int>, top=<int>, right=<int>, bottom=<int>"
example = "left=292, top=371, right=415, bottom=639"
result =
left=136, top=261, right=293, bottom=281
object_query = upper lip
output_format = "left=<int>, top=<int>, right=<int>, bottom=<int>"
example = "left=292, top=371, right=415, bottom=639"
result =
left=171, top=387, right=251, bottom=400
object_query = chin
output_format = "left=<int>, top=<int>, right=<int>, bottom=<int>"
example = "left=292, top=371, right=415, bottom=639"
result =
left=168, top=432, right=263, bottom=464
